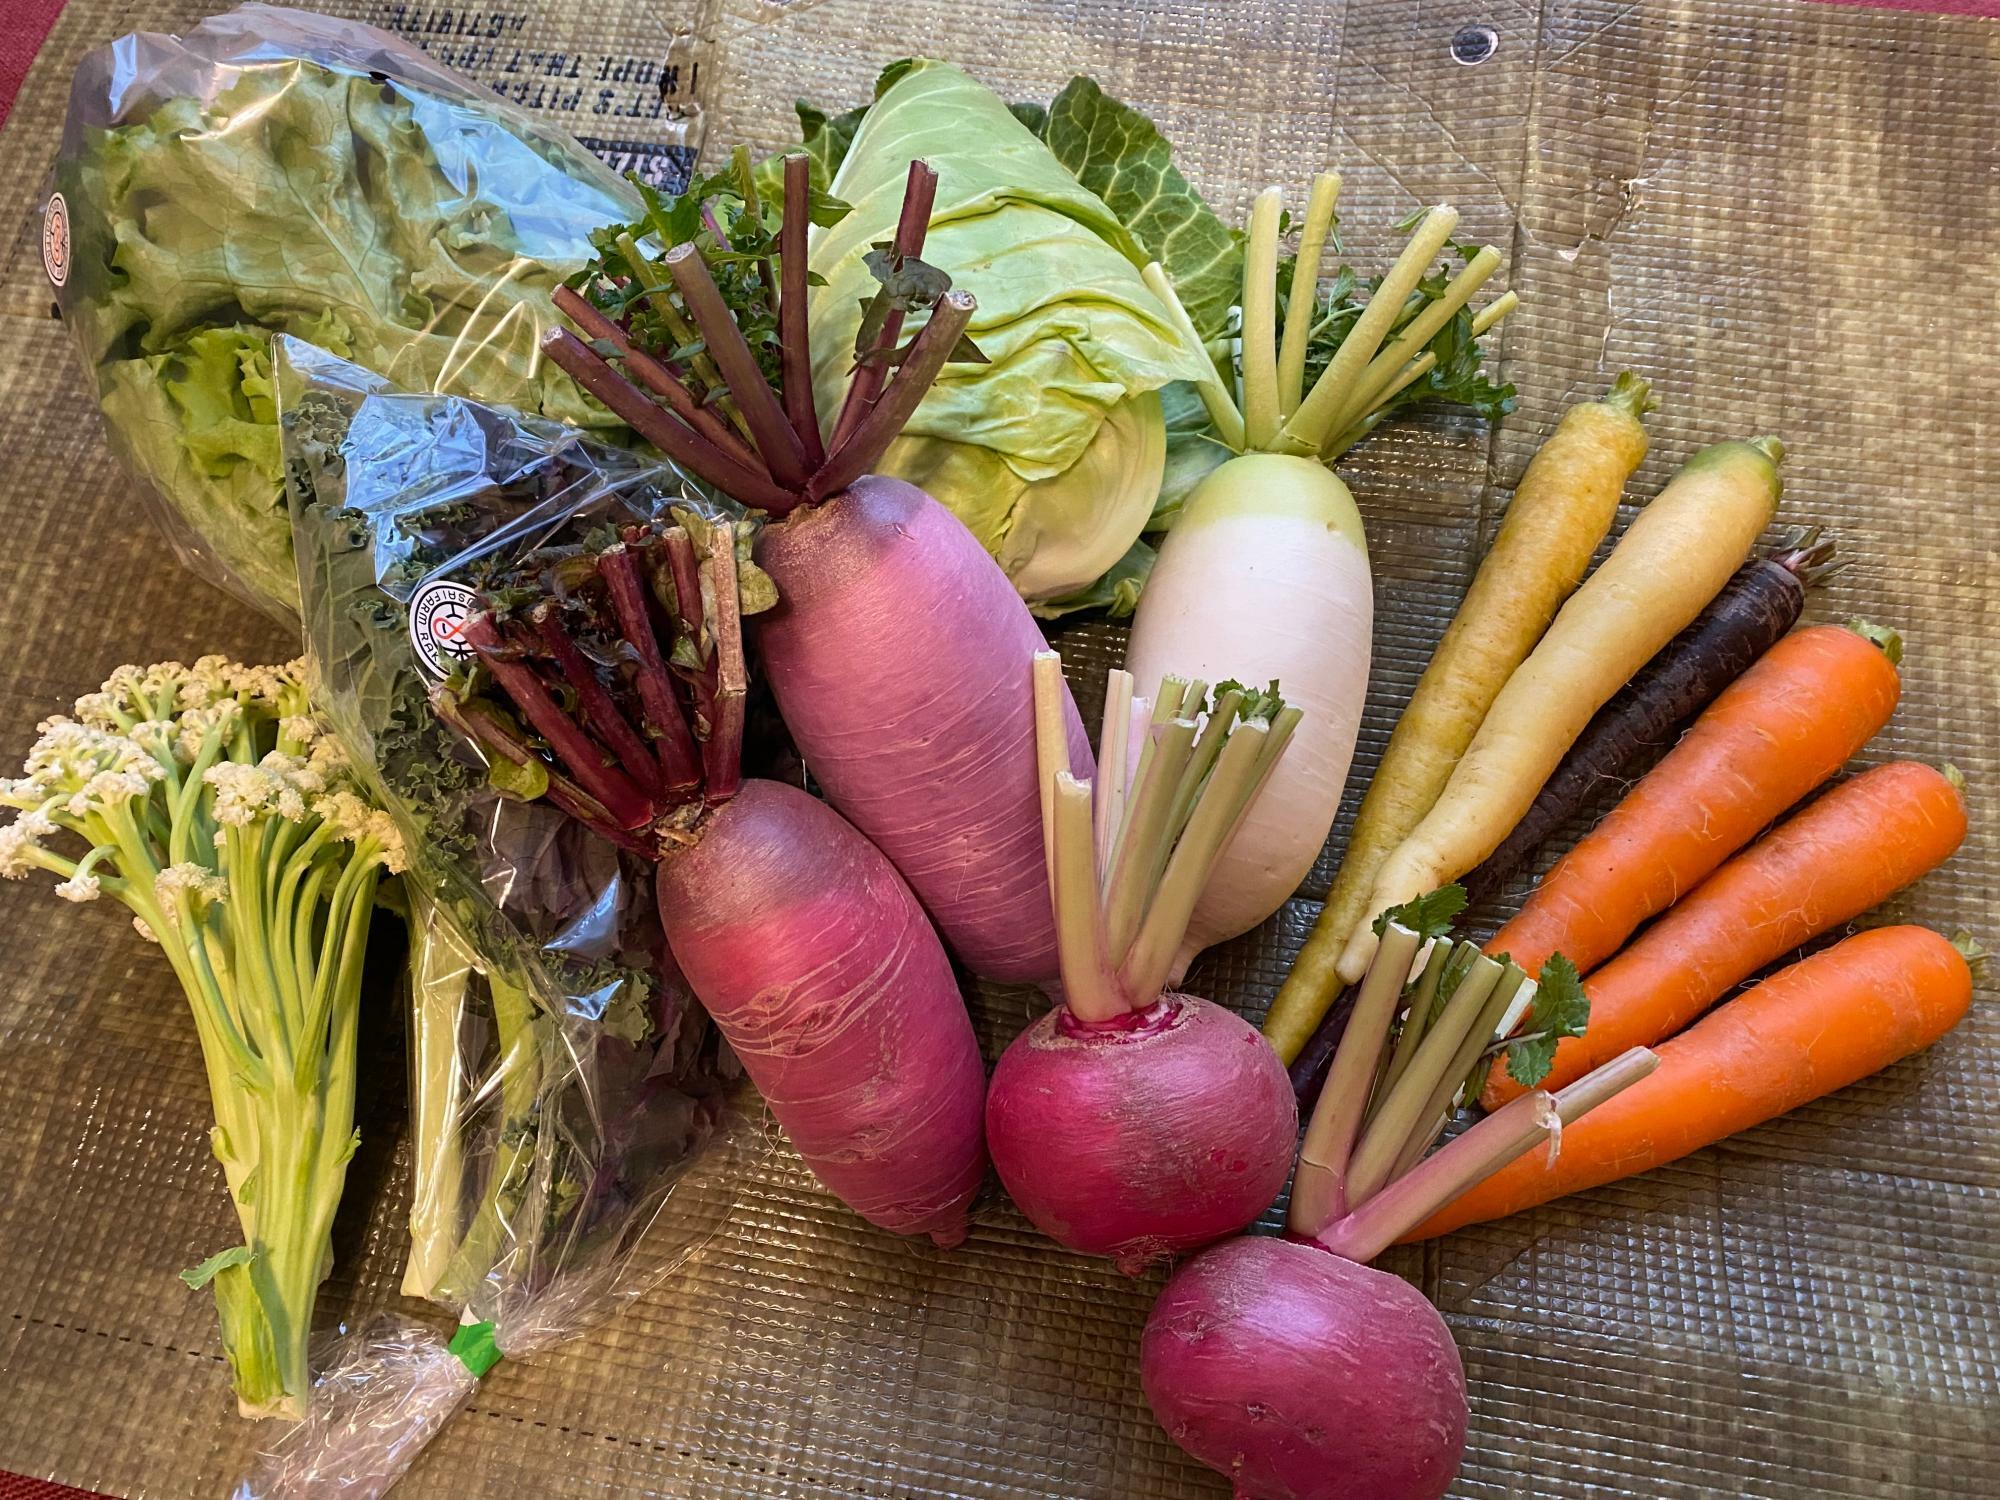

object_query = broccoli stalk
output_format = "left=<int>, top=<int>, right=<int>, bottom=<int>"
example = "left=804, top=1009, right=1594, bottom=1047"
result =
left=0, top=657, right=404, bottom=1419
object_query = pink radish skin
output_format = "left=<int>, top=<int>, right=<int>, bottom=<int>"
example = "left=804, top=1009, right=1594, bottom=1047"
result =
left=656, top=779, right=988, bottom=1247
left=984, top=997, right=1296, bottom=1273
left=755, top=475, right=1094, bottom=984
left=1142, top=1236, right=1467, bottom=1500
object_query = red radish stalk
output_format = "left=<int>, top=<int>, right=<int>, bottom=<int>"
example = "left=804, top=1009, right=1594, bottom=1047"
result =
left=984, top=656, right=1302, bottom=1274
left=1143, top=915, right=1656, bottom=1500
left=546, top=154, right=1091, bottom=984
left=444, top=519, right=986, bottom=1246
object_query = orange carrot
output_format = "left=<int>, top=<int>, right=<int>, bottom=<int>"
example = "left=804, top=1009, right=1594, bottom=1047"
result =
left=1483, top=760, right=1967, bottom=1109
left=1489, top=621, right=1902, bottom=979
left=1407, top=926, right=1973, bottom=1240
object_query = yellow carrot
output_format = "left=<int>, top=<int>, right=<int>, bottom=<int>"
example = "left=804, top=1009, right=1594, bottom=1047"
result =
left=1263, top=376, right=1652, bottom=1061
left=1338, top=435, right=1785, bottom=984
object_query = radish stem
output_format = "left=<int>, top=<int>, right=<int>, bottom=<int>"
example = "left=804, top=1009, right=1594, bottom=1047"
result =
left=1322, top=290, right=1520, bottom=457
left=1277, top=172, right=1341, bottom=418
left=1122, top=721, right=1271, bottom=1001
left=778, top=154, right=826, bottom=471
left=612, top=230, right=742, bottom=437
left=1033, top=651, right=1070, bottom=893
left=1095, top=668, right=1135, bottom=874
left=1279, top=205, right=1461, bottom=455
left=1052, top=771, right=1126, bottom=1022
left=700, top=528, right=747, bottom=801
left=1329, top=245, right=1502, bottom=437
left=664, top=244, right=812, bottom=491
left=1371, top=940, right=1454, bottom=1114
left=1314, top=1047, right=1661, bottom=1256
left=1104, top=717, right=1199, bottom=962
left=830, top=160, right=940, bottom=451
left=1290, top=920, right=1424, bottom=1234
left=552, top=286, right=762, bottom=472
left=1240, top=188, right=1285, bottom=450
left=813, top=292, right=977, bottom=499
left=540, top=329, right=792, bottom=509
left=1141, top=264, right=1245, bottom=450
left=1552, top=1045, right=1661, bottom=1124
left=1345, top=947, right=1502, bottom=1204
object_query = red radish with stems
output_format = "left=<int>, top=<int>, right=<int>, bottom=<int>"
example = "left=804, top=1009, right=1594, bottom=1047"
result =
left=984, top=657, right=1302, bottom=1274
left=545, top=154, right=1092, bottom=984
left=441, top=518, right=986, bottom=1247
left=1142, top=910, right=1657, bottom=1500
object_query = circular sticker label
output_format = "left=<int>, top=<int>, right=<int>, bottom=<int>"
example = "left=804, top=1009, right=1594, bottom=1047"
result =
left=42, top=193, right=70, bottom=289
left=409, top=579, right=480, bottom=680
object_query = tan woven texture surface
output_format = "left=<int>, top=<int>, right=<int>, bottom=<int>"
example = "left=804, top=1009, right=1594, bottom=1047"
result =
left=1, top=1, right=1996, bottom=1495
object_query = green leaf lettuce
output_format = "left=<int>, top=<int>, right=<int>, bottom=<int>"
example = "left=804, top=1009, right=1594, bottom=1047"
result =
left=56, top=60, right=639, bottom=615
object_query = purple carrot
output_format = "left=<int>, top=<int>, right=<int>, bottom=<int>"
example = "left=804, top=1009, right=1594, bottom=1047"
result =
left=1459, top=529, right=1838, bottom=907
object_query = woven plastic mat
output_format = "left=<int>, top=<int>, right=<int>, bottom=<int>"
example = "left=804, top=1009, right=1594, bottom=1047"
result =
left=0, top=1, right=1995, bottom=1496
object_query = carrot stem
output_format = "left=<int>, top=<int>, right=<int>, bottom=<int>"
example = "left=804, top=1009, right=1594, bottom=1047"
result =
left=1290, top=921, right=1424, bottom=1235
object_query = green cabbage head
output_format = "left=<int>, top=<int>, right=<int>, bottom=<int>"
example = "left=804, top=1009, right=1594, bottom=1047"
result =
left=808, top=61, right=1209, bottom=607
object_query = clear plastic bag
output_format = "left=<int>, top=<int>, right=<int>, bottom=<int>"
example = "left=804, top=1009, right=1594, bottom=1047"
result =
left=230, top=337, right=763, bottom=1497
left=42, top=2, right=693, bottom=620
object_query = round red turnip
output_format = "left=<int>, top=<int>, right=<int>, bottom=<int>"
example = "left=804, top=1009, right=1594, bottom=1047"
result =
left=1141, top=1235, right=1467, bottom=1500
left=984, top=996, right=1295, bottom=1273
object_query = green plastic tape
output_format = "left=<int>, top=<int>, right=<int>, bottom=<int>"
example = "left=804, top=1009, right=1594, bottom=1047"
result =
left=447, top=1319, right=502, bottom=1379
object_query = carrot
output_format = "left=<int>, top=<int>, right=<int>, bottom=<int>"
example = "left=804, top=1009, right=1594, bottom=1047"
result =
left=1407, top=926, right=1976, bottom=1240
left=1339, top=437, right=1785, bottom=984
left=1264, top=375, right=1652, bottom=1063
left=1482, top=760, right=1967, bottom=1109
left=1488, top=619, right=1903, bottom=980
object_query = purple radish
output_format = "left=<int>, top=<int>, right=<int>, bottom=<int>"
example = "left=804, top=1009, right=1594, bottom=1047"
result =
left=448, top=520, right=986, bottom=1246
left=1142, top=1236, right=1466, bottom=1500
left=984, top=659, right=1301, bottom=1272
left=756, top=475, right=1092, bottom=982
left=656, top=778, right=985, bottom=1245
left=1140, top=917, right=1659, bottom=1498
left=544, top=153, right=1091, bottom=984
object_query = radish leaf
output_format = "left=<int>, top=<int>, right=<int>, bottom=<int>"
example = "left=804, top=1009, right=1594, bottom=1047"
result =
left=1505, top=954, right=1590, bottom=1087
